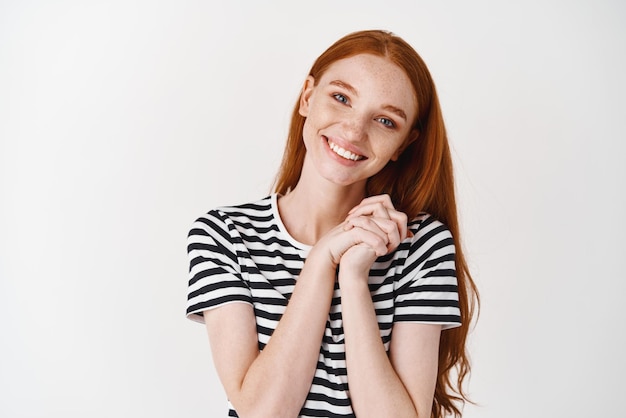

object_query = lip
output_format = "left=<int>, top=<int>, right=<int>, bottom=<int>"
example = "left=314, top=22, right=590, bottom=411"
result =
left=323, top=135, right=367, bottom=164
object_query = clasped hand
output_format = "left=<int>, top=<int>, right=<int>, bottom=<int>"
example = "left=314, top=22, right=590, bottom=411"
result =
left=313, top=194, right=412, bottom=277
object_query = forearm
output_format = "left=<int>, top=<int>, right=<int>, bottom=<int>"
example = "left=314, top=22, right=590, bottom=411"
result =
left=234, top=256, right=336, bottom=418
left=339, top=275, right=419, bottom=418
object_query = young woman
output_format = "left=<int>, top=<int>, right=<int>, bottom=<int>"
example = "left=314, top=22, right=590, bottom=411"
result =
left=187, top=30, right=479, bottom=418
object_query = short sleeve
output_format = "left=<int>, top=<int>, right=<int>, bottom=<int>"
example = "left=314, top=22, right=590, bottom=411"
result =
left=186, top=210, right=252, bottom=323
left=394, top=216, right=462, bottom=330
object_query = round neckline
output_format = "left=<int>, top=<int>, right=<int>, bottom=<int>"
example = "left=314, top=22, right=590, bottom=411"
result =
left=270, top=193, right=312, bottom=253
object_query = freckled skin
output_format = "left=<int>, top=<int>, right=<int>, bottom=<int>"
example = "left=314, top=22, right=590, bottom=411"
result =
left=298, top=54, right=418, bottom=190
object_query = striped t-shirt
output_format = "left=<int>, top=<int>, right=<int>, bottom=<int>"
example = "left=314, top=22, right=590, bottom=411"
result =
left=186, top=194, right=461, bottom=417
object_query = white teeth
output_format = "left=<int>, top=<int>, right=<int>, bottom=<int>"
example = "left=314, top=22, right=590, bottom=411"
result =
left=328, top=140, right=364, bottom=161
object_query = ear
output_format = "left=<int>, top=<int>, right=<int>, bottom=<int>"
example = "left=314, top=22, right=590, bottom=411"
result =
left=298, top=76, right=315, bottom=117
left=391, top=128, right=420, bottom=161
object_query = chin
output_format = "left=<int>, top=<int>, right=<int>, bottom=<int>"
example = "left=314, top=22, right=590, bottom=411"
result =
left=322, top=173, right=367, bottom=188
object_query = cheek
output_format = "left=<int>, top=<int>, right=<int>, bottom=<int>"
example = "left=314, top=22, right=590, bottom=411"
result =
left=302, top=107, right=328, bottom=139
left=301, top=117, right=319, bottom=149
left=376, top=135, right=406, bottom=157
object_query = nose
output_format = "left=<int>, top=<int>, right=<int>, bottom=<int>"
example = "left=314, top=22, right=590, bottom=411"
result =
left=343, top=114, right=368, bottom=143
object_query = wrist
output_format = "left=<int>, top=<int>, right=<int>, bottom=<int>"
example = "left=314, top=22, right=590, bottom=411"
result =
left=337, top=266, right=370, bottom=288
left=306, top=246, right=340, bottom=275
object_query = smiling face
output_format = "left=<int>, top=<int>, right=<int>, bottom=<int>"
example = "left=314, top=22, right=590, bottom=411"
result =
left=298, top=53, right=418, bottom=190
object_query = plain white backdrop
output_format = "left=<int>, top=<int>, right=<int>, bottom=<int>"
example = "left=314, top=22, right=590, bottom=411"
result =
left=1, top=0, right=625, bottom=417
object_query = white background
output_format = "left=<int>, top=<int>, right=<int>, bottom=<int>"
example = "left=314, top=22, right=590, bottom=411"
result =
left=1, top=1, right=625, bottom=417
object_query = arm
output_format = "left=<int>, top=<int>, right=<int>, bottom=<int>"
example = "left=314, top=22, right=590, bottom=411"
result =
left=202, top=220, right=392, bottom=418
left=204, top=251, right=336, bottom=418
left=339, top=269, right=441, bottom=417
left=339, top=195, right=443, bottom=417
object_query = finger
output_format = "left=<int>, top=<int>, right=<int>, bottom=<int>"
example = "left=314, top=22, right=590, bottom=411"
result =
left=348, top=204, right=409, bottom=241
left=348, top=227, right=388, bottom=256
left=347, top=201, right=391, bottom=220
left=348, top=194, right=394, bottom=213
left=349, top=216, right=408, bottom=253
left=389, top=210, right=409, bottom=241
left=372, top=217, right=402, bottom=251
left=346, top=216, right=389, bottom=245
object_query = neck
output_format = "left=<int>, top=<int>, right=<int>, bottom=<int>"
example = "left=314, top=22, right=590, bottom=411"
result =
left=278, top=180, right=366, bottom=246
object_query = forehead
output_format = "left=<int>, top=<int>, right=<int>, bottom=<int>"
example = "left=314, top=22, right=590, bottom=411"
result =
left=318, top=54, right=417, bottom=113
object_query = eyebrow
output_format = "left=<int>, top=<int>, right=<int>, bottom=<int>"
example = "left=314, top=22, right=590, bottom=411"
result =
left=329, top=79, right=408, bottom=121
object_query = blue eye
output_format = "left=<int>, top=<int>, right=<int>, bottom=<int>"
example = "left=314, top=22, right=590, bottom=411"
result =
left=377, top=117, right=396, bottom=128
left=332, top=93, right=349, bottom=105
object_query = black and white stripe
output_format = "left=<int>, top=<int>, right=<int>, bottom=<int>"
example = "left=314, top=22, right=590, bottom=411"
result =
left=187, top=194, right=461, bottom=417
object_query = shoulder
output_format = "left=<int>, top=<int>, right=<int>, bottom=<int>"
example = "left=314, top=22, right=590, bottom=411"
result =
left=405, top=213, right=455, bottom=260
left=206, top=195, right=273, bottom=220
left=408, top=213, right=453, bottom=243
left=189, top=195, right=273, bottom=235
left=215, top=195, right=274, bottom=224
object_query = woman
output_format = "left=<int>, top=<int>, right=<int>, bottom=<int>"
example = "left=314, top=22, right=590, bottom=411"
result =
left=187, top=30, right=479, bottom=418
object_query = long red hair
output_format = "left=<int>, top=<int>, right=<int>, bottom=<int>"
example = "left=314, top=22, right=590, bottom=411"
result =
left=273, top=30, right=479, bottom=417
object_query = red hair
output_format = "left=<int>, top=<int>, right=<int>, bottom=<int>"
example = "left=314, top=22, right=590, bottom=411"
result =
left=273, top=30, right=479, bottom=417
